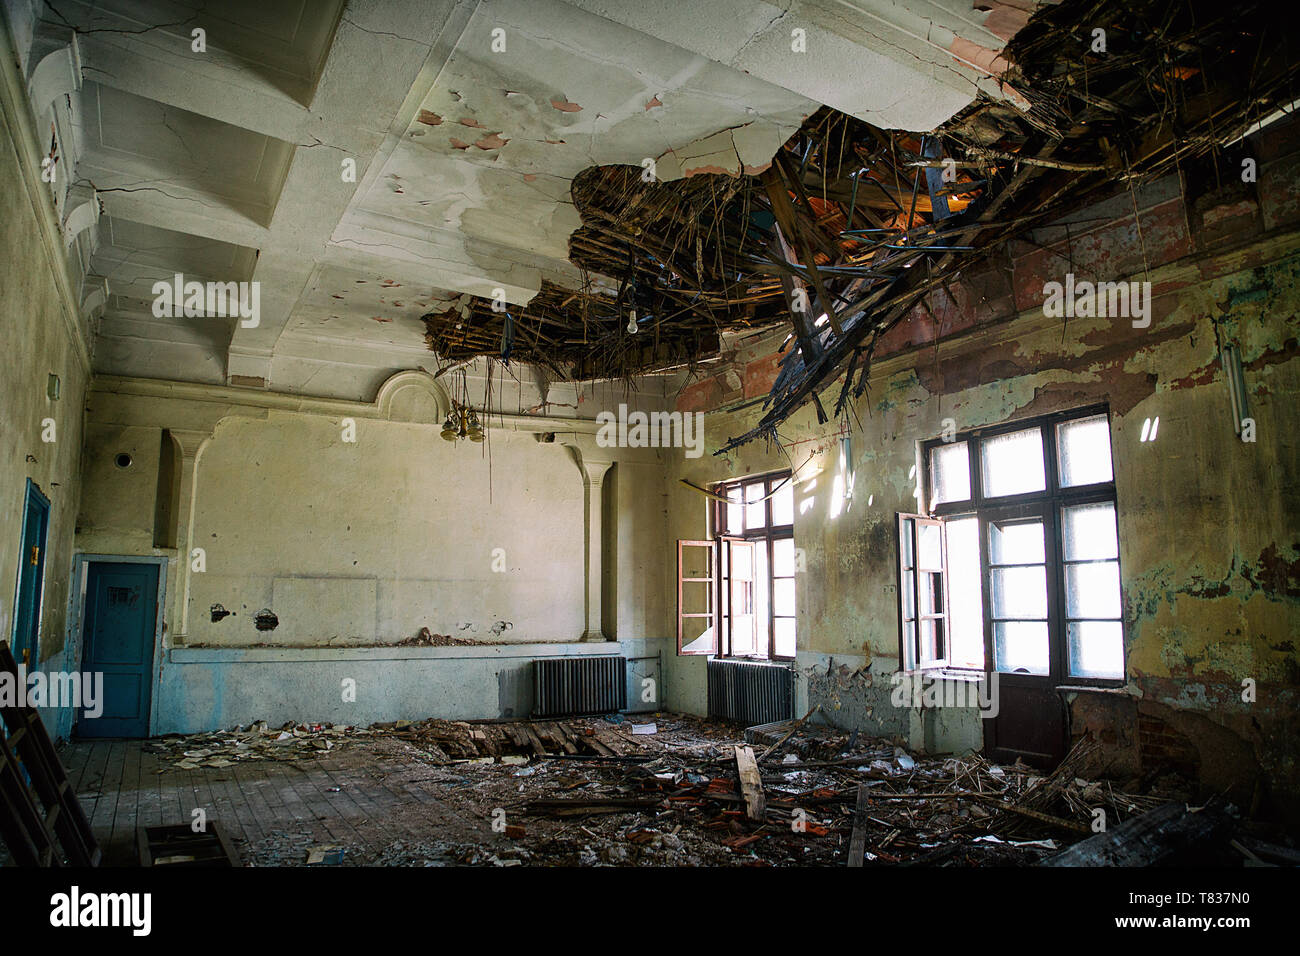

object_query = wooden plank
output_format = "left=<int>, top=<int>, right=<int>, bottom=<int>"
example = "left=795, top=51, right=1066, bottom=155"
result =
left=110, top=739, right=143, bottom=852
left=847, top=784, right=870, bottom=867
left=1042, top=802, right=1231, bottom=866
left=734, top=745, right=766, bottom=822
left=204, top=769, right=252, bottom=851
left=550, top=722, right=579, bottom=755
left=521, top=724, right=549, bottom=757
left=286, top=759, right=370, bottom=862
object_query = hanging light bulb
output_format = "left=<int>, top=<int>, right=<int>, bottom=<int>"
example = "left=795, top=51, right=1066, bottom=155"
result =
left=627, top=307, right=638, bottom=334
left=440, top=412, right=458, bottom=441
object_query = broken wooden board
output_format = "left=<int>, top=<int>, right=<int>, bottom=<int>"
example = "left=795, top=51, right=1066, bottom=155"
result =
left=1042, top=802, right=1230, bottom=867
left=847, top=783, right=870, bottom=867
left=734, top=745, right=766, bottom=822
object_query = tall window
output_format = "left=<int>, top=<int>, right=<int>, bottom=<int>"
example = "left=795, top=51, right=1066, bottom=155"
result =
left=711, top=471, right=796, bottom=659
left=898, top=407, right=1124, bottom=683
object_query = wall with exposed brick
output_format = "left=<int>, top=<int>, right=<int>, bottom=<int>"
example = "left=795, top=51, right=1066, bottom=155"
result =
left=664, top=114, right=1300, bottom=819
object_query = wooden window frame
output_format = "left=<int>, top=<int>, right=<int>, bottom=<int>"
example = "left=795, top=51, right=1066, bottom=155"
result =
left=677, top=539, right=716, bottom=656
left=910, top=405, right=1125, bottom=687
left=896, top=514, right=951, bottom=673
left=711, top=471, right=795, bottom=661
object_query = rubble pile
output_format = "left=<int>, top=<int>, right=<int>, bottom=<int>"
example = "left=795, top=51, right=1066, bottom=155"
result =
left=145, top=721, right=371, bottom=770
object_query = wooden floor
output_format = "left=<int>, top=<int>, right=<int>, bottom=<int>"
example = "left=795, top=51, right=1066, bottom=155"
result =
left=60, top=738, right=482, bottom=866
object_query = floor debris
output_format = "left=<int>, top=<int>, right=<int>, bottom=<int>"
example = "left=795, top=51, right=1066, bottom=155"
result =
left=134, top=713, right=1239, bottom=866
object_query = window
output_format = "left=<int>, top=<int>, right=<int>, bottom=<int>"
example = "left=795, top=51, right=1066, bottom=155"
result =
left=709, top=471, right=796, bottom=659
left=899, top=407, right=1124, bottom=683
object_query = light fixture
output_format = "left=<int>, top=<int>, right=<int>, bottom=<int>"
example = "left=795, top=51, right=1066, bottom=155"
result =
left=1222, top=344, right=1251, bottom=437
left=441, top=401, right=485, bottom=443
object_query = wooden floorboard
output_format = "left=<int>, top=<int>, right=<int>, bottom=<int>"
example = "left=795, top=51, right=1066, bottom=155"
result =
left=111, top=738, right=142, bottom=853
left=277, top=761, right=362, bottom=857
left=48, top=737, right=528, bottom=866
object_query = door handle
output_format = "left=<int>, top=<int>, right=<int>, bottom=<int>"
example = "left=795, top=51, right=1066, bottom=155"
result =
left=29, top=545, right=39, bottom=565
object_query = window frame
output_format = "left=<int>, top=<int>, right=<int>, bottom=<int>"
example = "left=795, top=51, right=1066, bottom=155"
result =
left=712, top=470, right=796, bottom=661
left=676, top=539, right=717, bottom=656
left=916, top=405, right=1125, bottom=687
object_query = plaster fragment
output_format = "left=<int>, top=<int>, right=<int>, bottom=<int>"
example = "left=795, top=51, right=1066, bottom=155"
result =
left=417, top=109, right=442, bottom=126
left=550, top=98, right=582, bottom=112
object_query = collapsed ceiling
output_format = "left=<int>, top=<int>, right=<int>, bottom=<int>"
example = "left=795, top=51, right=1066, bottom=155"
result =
left=421, top=0, right=1300, bottom=448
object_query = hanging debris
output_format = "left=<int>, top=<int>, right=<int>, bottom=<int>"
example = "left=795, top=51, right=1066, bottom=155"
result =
left=420, top=0, right=1297, bottom=448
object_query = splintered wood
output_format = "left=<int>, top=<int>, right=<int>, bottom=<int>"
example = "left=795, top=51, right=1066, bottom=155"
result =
left=734, top=745, right=766, bottom=821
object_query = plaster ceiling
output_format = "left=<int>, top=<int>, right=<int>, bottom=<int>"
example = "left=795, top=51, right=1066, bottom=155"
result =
left=14, top=0, right=1037, bottom=404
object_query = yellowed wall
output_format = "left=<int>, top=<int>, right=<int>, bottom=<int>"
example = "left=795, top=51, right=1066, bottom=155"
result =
left=0, top=49, right=91, bottom=689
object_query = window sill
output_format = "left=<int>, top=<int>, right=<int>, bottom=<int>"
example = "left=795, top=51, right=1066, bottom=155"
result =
left=1055, top=682, right=1129, bottom=694
left=899, top=667, right=985, bottom=682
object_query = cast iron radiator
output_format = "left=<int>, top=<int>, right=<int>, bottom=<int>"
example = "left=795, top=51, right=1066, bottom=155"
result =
left=532, top=655, right=627, bottom=717
left=707, top=658, right=795, bottom=725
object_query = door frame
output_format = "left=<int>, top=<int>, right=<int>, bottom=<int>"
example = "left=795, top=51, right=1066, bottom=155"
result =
left=69, top=554, right=168, bottom=738
left=10, top=479, right=52, bottom=666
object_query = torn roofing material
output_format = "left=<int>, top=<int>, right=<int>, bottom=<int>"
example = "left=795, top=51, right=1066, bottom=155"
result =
left=422, top=0, right=1300, bottom=449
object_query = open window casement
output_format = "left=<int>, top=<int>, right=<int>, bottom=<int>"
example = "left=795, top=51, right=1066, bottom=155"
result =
left=897, top=514, right=951, bottom=672
left=720, top=538, right=757, bottom=656
left=677, top=540, right=716, bottom=655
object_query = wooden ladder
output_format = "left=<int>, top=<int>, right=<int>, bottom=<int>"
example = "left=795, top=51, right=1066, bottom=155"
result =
left=0, top=641, right=100, bottom=866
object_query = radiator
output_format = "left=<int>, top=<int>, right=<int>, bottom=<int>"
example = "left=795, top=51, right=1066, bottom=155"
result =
left=707, top=659, right=795, bottom=725
left=533, top=655, right=627, bottom=717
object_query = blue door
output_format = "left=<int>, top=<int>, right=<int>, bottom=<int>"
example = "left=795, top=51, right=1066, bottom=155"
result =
left=79, top=562, right=159, bottom=738
left=12, top=480, right=50, bottom=669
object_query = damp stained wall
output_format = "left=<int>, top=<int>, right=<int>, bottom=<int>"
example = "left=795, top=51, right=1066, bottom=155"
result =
left=664, top=151, right=1300, bottom=812
left=0, top=53, right=92, bottom=740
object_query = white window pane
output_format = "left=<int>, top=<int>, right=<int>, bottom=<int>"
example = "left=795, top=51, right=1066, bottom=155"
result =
left=1062, top=502, right=1118, bottom=561
left=990, top=565, right=1047, bottom=619
left=946, top=516, right=984, bottom=669
left=1058, top=414, right=1114, bottom=487
left=918, top=570, right=942, bottom=615
left=1068, top=621, right=1124, bottom=679
left=1066, top=560, right=1122, bottom=619
left=899, top=517, right=915, bottom=568
left=900, top=569, right=916, bottom=620
left=989, top=519, right=1045, bottom=565
left=774, top=617, right=796, bottom=658
left=773, top=577, right=795, bottom=617
left=755, top=542, right=769, bottom=654
left=902, top=621, right=916, bottom=669
left=929, top=441, right=971, bottom=505
left=982, top=427, right=1046, bottom=497
left=994, top=621, right=1050, bottom=675
left=917, top=523, right=942, bottom=571
left=726, top=487, right=743, bottom=533
left=745, top=481, right=766, bottom=529
left=920, top=618, right=945, bottom=664
left=773, top=537, right=795, bottom=576
left=770, top=479, right=794, bottom=526
left=681, top=623, right=715, bottom=654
